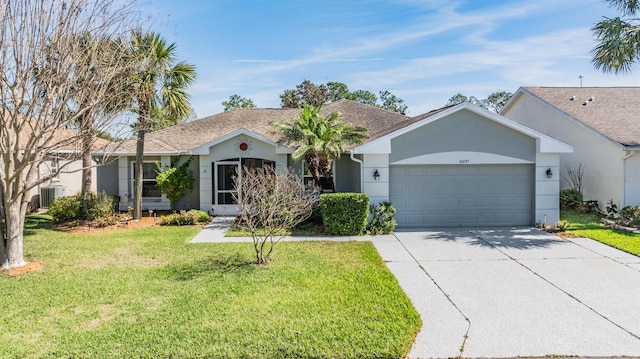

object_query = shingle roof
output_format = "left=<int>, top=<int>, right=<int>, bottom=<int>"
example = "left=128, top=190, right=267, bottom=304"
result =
left=521, top=87, right=640, bottom=146
left=116, top=99, right=419, bottom=154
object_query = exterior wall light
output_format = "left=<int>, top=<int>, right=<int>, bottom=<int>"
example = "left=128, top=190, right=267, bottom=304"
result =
left=373, top=169, right=380, bottom=181
left=546, top=168, right=553, bottom=179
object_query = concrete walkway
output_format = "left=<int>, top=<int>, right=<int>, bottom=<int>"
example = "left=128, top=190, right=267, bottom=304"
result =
left=190, top=220, right=640, bottom=358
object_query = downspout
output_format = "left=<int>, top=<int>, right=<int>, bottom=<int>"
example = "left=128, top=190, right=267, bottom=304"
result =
left=622, top=150, right=635, bottom=207
left=349, top=152, right=364, bottom=193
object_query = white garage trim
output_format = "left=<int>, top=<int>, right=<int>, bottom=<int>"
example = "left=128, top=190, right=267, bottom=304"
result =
left=390, top=151, right=535, bottom=165
left=352, top=102, right=573, bottom=155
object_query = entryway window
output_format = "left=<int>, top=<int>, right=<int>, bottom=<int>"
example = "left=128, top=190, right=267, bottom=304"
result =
left=214, top=158, right=276, bottom=205
left=132, top=162, right=161, bottom=198
left=302, top=161, right=334, bottom=192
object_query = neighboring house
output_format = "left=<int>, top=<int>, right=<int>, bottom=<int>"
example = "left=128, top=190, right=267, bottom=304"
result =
left=502, top=87, right=640, bottom=209
left=23, top=129, right=109, bottom=209
left=103, top=99, right=572, bottom=227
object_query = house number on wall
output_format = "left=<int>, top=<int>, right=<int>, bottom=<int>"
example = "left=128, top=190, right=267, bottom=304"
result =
left=459, top=160, right=470, bottom=164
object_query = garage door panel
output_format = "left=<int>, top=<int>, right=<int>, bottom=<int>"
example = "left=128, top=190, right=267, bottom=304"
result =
left=406, top=166, right=425, bottom=176
left=390, top=164, right=533, bottom=227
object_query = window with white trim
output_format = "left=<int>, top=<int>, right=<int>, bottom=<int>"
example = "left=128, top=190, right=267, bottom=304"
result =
left=132, top=162, right=161, bottom=198
left=302, top=161, right=334, bottom=192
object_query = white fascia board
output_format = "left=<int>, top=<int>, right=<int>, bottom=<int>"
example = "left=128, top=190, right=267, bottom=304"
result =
left=190, top=128, right=293, bottom=155
left=108, top=150, right=185, bottom=156
left=499, top=87, right=525, bottom=115
left=353, top=102, right=573, bottom=154
left=463, top=103, right=573, bottom=154
left=352, top=103, right=468, bottom=154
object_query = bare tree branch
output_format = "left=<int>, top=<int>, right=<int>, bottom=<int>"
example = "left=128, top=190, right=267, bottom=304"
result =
left=0, top=0, right=142, bottom=269
left=233, top=166, right=319, bottom=265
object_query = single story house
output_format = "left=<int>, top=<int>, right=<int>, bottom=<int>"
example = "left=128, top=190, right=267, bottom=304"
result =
left=101, top=100, right=572, bottom=227
left=18, top=128, right=108, bottom=209
left=502, top=87, right=640, bottom=209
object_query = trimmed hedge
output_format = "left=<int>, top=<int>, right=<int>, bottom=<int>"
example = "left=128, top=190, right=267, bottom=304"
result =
left=320, top=193, right=369, bottom=235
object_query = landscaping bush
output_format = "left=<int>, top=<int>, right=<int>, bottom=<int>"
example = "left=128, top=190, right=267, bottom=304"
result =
left=48, top=192, right=114, bottom=222
left=560, top=188, right=583, bottom=210
left=48, top=195, right=81, bottom=223
left=158, top=210, right=210, bottom=226
left=367, top=201, right=397, bottom=234
left=605, top=199, right=618, bottom=219
left=84, top=192, right=115, bottom=220
left=620, top=205, right=640, bottom=227
left=320, top=193, right=369, bottom=235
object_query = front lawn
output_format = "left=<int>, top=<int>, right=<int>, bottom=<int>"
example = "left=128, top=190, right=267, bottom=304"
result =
left=0, top=215, right=420, bottom=359
left=561, top=210, right=640, bottom=256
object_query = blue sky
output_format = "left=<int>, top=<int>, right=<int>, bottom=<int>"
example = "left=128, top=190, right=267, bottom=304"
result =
left=142, top=0, right=637, bottom=118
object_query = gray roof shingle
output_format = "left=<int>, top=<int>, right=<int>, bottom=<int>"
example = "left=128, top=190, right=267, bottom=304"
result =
left=521, top=87, right=640, bottom=146
left=117, top=99, right=420, bottom=153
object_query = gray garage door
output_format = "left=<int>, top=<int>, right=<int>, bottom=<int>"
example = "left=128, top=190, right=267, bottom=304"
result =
left=390, top=164, right=533, bottom=227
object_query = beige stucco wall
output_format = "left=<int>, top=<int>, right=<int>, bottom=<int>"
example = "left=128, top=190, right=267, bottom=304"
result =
left=33, top=157, right=98, bottom=208
left=503, top=95, right=624, bottom=208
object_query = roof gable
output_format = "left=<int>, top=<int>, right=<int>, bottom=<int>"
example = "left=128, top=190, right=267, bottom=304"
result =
left=353, top=102, right=572, bottom=154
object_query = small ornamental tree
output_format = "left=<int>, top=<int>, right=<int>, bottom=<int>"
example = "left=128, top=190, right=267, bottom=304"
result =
left=234, top=166, right=319, bottom=265
left=155, top=157, right=195, bottom=210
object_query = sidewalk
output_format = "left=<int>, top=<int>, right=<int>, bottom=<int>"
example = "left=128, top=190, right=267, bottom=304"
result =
left=189, top=216, right=374, bottom=243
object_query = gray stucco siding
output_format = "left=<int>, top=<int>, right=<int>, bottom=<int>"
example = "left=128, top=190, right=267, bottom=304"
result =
left=335, top=154, right=361, bottom=193
left=96, top=158, right=119, bottom=197
left=390, top=109, right=536, bottom=163
left=174, top=156, right=200, bottom=210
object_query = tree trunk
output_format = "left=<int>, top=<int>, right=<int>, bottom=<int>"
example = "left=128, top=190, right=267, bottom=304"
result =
left=80, top=113, right=93, bottom=219
left=305, top=153, right=322, bottom=190
left=318, top=155, right=335, bottom=193
left=134, top=100, right=149, bottom=220
left=0, top=200, right=26, bottom=270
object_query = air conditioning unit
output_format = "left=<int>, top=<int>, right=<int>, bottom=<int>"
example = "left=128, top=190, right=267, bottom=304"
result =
left=40, top=185, right=66, bottom=208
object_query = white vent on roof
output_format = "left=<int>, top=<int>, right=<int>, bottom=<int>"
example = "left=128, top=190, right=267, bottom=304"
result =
left=589, top=96, right=594, bottom=101
left=570, top=96, right=575, bottom=100
left=583, top=101, right=588, bottom=106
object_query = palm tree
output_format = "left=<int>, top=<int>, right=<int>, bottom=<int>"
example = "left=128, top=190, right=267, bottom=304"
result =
left=271, top=104, right=368, bottom=192
left=75, top=34, right=133, bottom=218
left=129, top=31, right=196, bottom=219
left=592, top=0, right=640, bottom=73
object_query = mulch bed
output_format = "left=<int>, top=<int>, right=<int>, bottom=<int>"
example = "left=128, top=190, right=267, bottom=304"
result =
left=55, top=216, right=159, bottom=234
left=2, top=261, right=45, bottom=277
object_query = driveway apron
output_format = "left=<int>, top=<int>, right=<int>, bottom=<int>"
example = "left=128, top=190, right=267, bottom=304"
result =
left=373, top=228, right=640, bottom=358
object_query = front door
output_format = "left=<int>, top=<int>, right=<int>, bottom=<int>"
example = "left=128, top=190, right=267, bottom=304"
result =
left=214, top=161, right=239, bottom=215
left=212, top=158, right=277, bottom=216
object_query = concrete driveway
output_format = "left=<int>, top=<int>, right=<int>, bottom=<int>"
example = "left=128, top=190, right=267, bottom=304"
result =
left=372, top=228, right=640, bottom=358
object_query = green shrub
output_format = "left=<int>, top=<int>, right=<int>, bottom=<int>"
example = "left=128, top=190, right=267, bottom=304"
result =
left=367, top=201, right=397, bottom=234
left=48, top=192, right=114, bottom=223
left=191, top=210, right=210, bottom=223
left=605, top=199, right=618, bottom=219
left=83, top=192, right=115, bottom=220
left=159, top=210, right=210, bottom=226
left=560, top=188, right=583, bottom=210
left=620, top=205, right=640, bottom=227
left=320, top=193, right=369, bottom=235
left=48, top=195, right=81, bottom=223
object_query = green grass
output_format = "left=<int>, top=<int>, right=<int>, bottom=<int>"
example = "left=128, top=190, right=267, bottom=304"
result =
left=0, top=215, right=420, bottom=359
left=561, top=210, right=640, bottom=256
